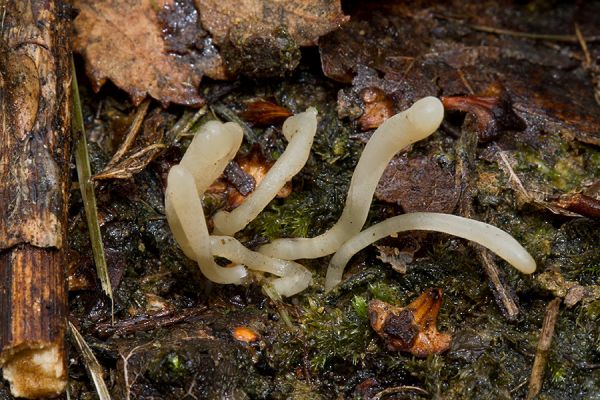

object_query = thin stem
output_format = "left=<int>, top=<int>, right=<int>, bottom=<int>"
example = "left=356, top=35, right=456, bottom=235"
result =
left=71, top=57, right=114, bottom=314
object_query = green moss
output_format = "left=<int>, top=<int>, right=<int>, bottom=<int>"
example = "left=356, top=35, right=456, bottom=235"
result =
left=351, top=295, right=369, bottom=321
left=515, top=135, right=600, bottom=193
left=301, top=298, right=373, bottom=370
left=368, top=282, right=402, bottom=304
left=147, top=351, right=189, bottom=385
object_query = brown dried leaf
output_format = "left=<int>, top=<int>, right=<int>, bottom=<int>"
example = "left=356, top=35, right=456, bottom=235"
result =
left=73, top=0, right=224, bottom=106
left=240, top=100, right=292, bottom=127
left=195, top=0, right=348, bottom=47
left=376, top=156, right=459, bottom=214
left=369, top=288, right=451, bottom=357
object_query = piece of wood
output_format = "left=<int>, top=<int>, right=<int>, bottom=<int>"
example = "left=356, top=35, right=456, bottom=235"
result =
left=0, top=0, right=71, bottom=397
left=527, top=297, right=561, bottom=400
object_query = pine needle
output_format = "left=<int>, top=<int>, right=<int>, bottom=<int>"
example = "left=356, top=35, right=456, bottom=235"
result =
left=71, top=57, right=114, bottom=312
left=69, top=322, right=112, bottom=400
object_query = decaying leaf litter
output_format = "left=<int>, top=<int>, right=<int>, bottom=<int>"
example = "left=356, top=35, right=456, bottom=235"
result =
left=55, top=0, right=600, bottom=399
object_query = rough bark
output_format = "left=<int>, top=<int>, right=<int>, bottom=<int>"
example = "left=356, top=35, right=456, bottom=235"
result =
left=0, top=0, right=71, bottom=398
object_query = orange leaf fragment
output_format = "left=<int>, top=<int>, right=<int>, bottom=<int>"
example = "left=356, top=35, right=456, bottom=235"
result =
left=232, top=326, right=259, bottom=343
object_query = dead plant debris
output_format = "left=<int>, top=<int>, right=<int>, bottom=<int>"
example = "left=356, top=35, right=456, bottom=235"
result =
left=195, top=0, right=348, bottom=47
left=73, top=0, right=220, bottom=106
left=369, top=288, right=451, bottom=357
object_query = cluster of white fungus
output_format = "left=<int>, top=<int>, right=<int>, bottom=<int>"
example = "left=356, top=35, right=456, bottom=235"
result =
left=165, top=97, right=536, bottom=297
left=165, top=111, right=316, bottom=295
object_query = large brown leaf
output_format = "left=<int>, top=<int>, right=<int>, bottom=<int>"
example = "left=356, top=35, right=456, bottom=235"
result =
left=195, top=0, right=348, bottom=47
left=74, top=0, right=225, bottom=106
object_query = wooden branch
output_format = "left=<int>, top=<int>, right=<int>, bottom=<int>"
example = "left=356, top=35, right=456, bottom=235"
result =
left=527, top=298, right=561, bottom=400
left=477, top=249, right=520, bottom=321
left=0, top=0, right=71, bottom=397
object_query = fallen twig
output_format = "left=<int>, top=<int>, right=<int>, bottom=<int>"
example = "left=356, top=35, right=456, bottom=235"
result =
left=93, top=306, right=207, bottom=339
left=454, top=131, right=520, bottom=320
left=470, top=24, right=600, bottom=43
left=527, top=297, right=561, bottom=400
left=372, top=385, right=429, bottom=399
left=477, top=248, right=520, bottom=321
left=106, top=98, right=151, bottom=167
left=0, top=1, right=70, bottom=397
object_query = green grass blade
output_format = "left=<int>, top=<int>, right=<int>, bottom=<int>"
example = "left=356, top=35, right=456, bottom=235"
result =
left=71, top=57, right=113, bottom=307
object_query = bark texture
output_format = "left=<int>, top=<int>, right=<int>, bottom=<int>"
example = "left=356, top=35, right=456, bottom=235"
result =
left=0, top=0, right=71, bottom=397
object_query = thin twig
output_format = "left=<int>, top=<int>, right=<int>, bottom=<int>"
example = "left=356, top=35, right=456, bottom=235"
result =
left=574, top=23, right=600, bottom=107
left=455, top=133, right=519, bottom=320
left=93, top=306, right=206, bottom=338
left=71, top=57, right=114, bottom=313
left=372, top=385, right=429, bottom=399
left=574, top=23, right=592, bottom=67
left=477, top=248, right=520, bottom=321
left=69, top=322, right=111, bottom=400
left=470, top=24, right=600, bottom=43
left=527, top=298, right=561, bottom=400
left=105, top=98, right=150, bottom=168
left=495, top=146, right=532, bottom=203
left=457, top=68, right=475, bottom=95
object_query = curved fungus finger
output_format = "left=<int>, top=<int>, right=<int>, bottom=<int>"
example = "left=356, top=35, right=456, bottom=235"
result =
left=259, top=96, right=445, bottom=260
left=326, top=212, right=536, bottom=291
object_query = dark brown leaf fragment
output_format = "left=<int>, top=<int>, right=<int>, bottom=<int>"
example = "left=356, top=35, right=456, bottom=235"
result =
left=208, top=148, right=291, bottom=211
left=224, top=161, right=256, bottom=196
left=442, top=83, right=526, bottom=141
left=369, top=288, right=451, bottom=357
left=376, top=156, right=459, bottom=214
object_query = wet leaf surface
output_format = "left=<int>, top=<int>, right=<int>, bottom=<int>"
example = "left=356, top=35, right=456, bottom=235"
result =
left=73, top=0, right=223, bottom=106
left=376, top=155, right=459, bottom=214
left=322, top=1, right=600, bottom=146
left=195, top=0, right=348, bottom=47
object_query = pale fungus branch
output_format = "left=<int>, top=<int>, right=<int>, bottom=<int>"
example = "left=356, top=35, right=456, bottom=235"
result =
left=258, top=96, right=445, bottom=260
left=213, top=107, right=318, bottom=235
left=166, top=112, right=316, bottom=296
left=325, top=212, right=537, bottom=290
